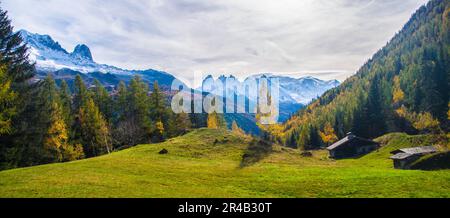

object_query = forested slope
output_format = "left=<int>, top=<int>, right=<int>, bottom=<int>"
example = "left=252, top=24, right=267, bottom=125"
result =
left=281, top=0, right=449, bottom=149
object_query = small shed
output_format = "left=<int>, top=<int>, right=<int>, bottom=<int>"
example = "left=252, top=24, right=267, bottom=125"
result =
left=326, top=133, right=379, bottom=159
left=390, top=146, right=438, bottom=169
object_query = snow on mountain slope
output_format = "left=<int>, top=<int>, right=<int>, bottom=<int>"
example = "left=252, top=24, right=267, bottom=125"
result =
left=19, top=29, right=131, bottom=75
left=19, top=29, right=339, bottom=105
left=18, top=30, right=183, bottom=90
left=277, top=76, right=340, bottom=104
left=203, top=74, right=340, bottom=105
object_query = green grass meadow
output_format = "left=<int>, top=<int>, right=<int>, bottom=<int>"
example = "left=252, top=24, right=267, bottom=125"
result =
left=0, top=129, right=449, bottom=198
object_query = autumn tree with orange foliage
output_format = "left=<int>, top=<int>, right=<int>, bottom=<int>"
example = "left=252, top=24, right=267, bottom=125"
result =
left=319, top=123, right=338, bottom=146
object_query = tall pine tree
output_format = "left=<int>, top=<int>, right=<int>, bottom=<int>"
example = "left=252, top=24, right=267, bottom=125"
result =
left=38, top=76, right=83, bottom=163
left=149, top=81, right=170, bottom=141
left=0, top=7, right=35, bottom=169
left=73, top=75, right=89, bottom=113
left=91, top=79, right=113, bottom=121
left=113, top=76, right=152, bottom=146
left=59, top=80, right=72, bottom=128
left=0, top=8, right=34, bottom=86
left=0, top=63, right=16, bottom=134
left=78, top=98, right=111, bottom=157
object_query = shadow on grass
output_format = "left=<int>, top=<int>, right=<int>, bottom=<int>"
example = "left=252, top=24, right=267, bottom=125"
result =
left=240, top=138, right=273, bottom=168
left=411, top=151, right=450, bottom=170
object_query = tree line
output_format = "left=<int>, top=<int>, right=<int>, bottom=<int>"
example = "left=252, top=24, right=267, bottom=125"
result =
left=1, top=70, right=197, bottom=169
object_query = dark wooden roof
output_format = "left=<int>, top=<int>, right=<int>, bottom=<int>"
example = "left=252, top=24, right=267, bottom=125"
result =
left=390, top=152, right=414, bottom=160
left=326, top=134, right=378, bottom=151
left=326, top=135, right=352, bottom=150
left=391, top=146, right=438, bottom=155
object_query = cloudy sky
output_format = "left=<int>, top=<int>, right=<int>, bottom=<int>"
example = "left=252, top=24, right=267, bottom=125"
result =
left=4, top=0, right=428, bottom=84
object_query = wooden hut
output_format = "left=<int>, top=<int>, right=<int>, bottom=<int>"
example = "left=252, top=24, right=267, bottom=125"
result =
left=390, top=146, right=438, bottom=169
left=326, top=133, right=379, bottom=159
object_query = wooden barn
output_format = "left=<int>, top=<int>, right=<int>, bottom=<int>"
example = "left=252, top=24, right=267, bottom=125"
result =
left=390, top=146, right=438, bottom=169
left=326, top=133, right=379, bottom=159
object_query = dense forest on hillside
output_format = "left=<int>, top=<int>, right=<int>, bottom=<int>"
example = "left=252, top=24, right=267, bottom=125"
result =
left=277, top=0, right=449, bottom=149
left=0, top=72, right=199, bottom=169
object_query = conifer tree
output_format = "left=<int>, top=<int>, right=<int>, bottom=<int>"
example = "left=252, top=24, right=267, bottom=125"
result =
left=73, top=75, right=89, bottom=113
left=0, top=8, right=34, bottom=86
left=297, top=125, right=309, bottom=151
left=91, top=79, right=112, bottom=121
left=117, top=76, right=152, bottom=145
left=285, top=130, right=298, bottom=148
left=171, top=112, right=192, bottom=136
left=38, top=76, right=64, bottom=162
left=149, top=81, right=172, bottom=140
left=59, top=80, right=72, bottom=128
left=71, top=75, right=89, bottom=144
left=38, top=76, right=84, bottom=163
left=0, top=8, right=35, bottom=168
left=0, top=64, right=16, bottom=134
left=366, top=75, right=386, bottom=138
left=149, top=82, right=167, bottom=122
left=309, top=125, right=322, bottom=148
left=115, top=81, right=128, bottom=122
left=128, top=76, right=151, bottom=121
left=79, top=98, right=111, bottom=157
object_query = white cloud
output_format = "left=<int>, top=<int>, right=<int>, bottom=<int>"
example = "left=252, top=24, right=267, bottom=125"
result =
left=3, top=0, right=429, bottom=84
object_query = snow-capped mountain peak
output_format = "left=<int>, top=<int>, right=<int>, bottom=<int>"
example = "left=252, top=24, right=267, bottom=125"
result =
left=246, top=74, right=340, bottom=104
left=200, top=74, right=340, bottom=105
left=18, top=29, right=183, bottom=91
left=18, top=29, right=339, bottom=105
left=18, top=29, right=68, bottom=54
left=19, top=29, right=131, bottom=75
left=71, top=44, right=93, bottom=62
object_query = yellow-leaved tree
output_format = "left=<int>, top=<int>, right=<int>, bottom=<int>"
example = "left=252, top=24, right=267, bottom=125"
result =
left=395, top=105, right=440, bottom=133
left=0, top=64, right=16, bottom=135
left=79, top=98, right=112, bottom=157
left=447, top=102, right=450, bottom=120
left=231, top=121, right=246, bottom=136
left=207, top=112, right=226, bottom=129
left=207, top=112, right=219, bottom=129
left=392, top=76, right=405, bottom=105
left=40, top=76, right=84, bottom=163
left=154, top=120, right=165, bottom=142
left=319, top=122, right=338, bottom=146
left=43, top=102, right=67, bottom=162
left=413, top=112, right=440, bottom=132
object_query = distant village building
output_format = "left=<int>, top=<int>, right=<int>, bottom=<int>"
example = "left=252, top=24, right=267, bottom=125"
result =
left=327, top=133, right=380, bottom=159
left=29, top=78, right=42, bottom=84
left=88, top=84, right=117, bottom=96
left=105, top=85, right=116, bottom=92
left=390, top=146, right=438, bottom=169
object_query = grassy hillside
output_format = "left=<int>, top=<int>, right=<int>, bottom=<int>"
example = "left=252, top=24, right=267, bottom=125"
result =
left=0, top=129, right=449, bottom=198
